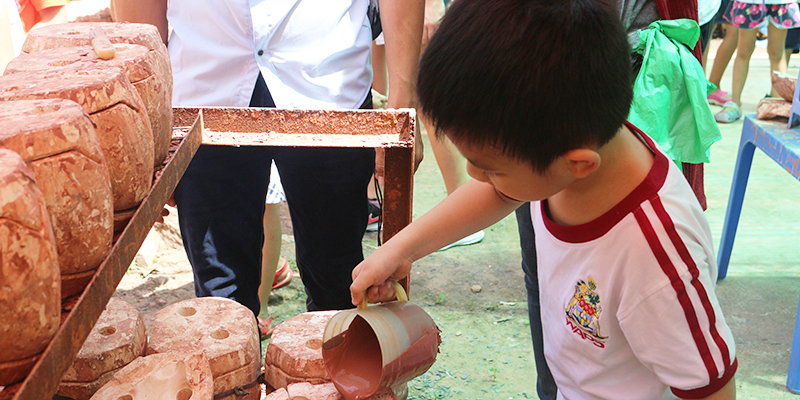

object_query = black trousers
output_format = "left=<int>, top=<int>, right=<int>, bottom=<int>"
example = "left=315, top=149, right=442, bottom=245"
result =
left=174, top=74, right=374, bottom=315
left=516, top=203, right=557, bottom=399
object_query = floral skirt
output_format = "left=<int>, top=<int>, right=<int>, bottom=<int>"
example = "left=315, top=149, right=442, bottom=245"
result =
left=723, top=1, right=800, bottom=29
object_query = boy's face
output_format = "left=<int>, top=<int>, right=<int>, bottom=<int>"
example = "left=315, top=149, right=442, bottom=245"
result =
left=450, top=137, right=575, bottom=203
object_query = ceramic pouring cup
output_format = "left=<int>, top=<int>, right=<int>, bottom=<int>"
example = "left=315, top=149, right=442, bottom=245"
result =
left=322, top=280, right=441, bottom=400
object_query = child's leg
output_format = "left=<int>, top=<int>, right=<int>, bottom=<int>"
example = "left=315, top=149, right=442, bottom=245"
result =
left=708, top=24, right=738, bottom=89
left=785, top=27, right=800, bottom=66
left=425, top=114, right=469, bottom=195
left=731, top=27, right=758, bottom=105
left=766, top=23, right=788, bottom=97
left=258, top=202, right=283, bottom=319
left=371, top=40, right=388, bottom=96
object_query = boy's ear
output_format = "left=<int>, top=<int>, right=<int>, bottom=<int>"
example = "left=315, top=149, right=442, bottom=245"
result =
left=561, top=149, right=600, bottom=178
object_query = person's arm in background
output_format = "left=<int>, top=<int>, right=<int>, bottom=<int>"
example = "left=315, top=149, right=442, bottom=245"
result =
left=110, top=0, right=168, bottom=45
left=378, top=0, right=424, bottom=168
left=378, top=0, right=423, bottom=110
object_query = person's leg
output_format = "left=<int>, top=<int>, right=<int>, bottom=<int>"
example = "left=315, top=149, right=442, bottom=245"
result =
left=766, top=23, right=788, bottom=97
left=424, top=114, right=483, bottom=250
left=515, top=203, right=557, bottom=400
left=700, top=21, right=714, bottom=69
left=371, top=39, right=388, bottom=96
left=425, top=115, right=469, bottom=195
left=258, top=201, right=283, bottom=318
left=709, top=24, right=738, bottom=90
left=785, top=27, right=800, bottom=67
left=274, top=146, right=374, bottom=311
left=174, top=145, right=271, bottom=317
left=731, top=27, right=758, bottom=105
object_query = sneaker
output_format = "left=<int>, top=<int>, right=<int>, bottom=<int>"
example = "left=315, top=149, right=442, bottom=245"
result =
left=366, top=198, right=381, bottom=232
left=707, top=89, right=732, bottom=106
left=714, top=101, right=742, bottom=123
left=438, top=230, right=485, bottom=251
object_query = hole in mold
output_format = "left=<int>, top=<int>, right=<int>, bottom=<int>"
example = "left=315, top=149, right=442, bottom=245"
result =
left=65, top=31, right=82, bottom=35
left=176, top=388, right=193, bottom=400
left=291, top=397, right=310, bottom=400
left=99, top=326, right=117, bottom=336
left=117, top=396, right=133, bottom=400
left=210, top=329, right=229, bottom=340
left=305, top=339, right=322, bottom=350
left=177, top=307, right=196, bottom=317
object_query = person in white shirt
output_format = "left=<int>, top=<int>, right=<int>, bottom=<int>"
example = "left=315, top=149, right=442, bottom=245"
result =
left=114, top=0, right=423, bottom=321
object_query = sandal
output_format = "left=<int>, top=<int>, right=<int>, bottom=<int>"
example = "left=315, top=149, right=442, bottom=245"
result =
left=707, top=89, right=732, bottom=106
left=714, top=101, right=742, bottom=123
left=257, top=315, right=275, bottom=339
left=272, top=258, right=293, bottom=290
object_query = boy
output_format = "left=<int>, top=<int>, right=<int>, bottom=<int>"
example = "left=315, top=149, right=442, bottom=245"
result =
left=350, top=0, right=737, bottom=398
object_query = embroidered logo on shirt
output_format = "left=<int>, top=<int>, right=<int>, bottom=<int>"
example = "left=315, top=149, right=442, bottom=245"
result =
left=565, top=276, right=607, bottom=348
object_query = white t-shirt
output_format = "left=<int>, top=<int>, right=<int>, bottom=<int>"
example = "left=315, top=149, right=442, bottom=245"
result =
left=534, top=123, right=737, bottom=400
left=167, top=0, right=373, bottom=109
left=698, top=0, right=722, bottom=26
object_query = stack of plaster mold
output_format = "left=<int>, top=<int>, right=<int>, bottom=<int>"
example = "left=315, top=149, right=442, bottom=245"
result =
left=0, top=99, right=112, bottom=298
left=20, top=22, right=172, bottom=104
left=0, top=149, right=60, bottom=387
left=57, top=298, right=147, bottom=400
left=4, top=21, right=174, bottom=232
left=265, top=312, right=404, bottom=400
left=147, top=297, right=261, bottom=400
left=0, top=66, right=154, bottom=264
left=7, top=38, right=172, bottom=182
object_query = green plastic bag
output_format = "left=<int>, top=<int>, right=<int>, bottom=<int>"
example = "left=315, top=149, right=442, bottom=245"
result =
left=629, top=19, right=721, bottom=165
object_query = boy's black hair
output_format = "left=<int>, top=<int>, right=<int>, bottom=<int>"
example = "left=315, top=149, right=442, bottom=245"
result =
left=417, top=0, right=633, bottom=172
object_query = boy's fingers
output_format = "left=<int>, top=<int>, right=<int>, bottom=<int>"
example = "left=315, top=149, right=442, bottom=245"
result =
left=351, top=275, right=395, bottom=306
left=367, top=281, right=397, bottom=303
left=350, top=267, right=374, bottom=305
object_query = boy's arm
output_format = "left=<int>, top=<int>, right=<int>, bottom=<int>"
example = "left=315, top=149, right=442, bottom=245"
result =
left=351, top=179, right=520, bottom=305
left=110, top=0, right=169, bottom=45
left=685, top=377, right=735, bottom=400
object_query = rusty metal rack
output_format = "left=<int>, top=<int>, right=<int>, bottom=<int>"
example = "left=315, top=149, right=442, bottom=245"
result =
left=3, top=106, right=415, bottom=400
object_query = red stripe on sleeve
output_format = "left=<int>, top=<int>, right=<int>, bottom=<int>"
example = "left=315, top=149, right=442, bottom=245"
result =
left=671, top=358, right=738, bottom=399
left=650, top=197, right=733, bottom=368
left=633, top=207, right=719, bottom=381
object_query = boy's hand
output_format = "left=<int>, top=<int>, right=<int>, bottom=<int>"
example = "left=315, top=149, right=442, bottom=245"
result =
left=350, top=246, right=413, bottom=306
